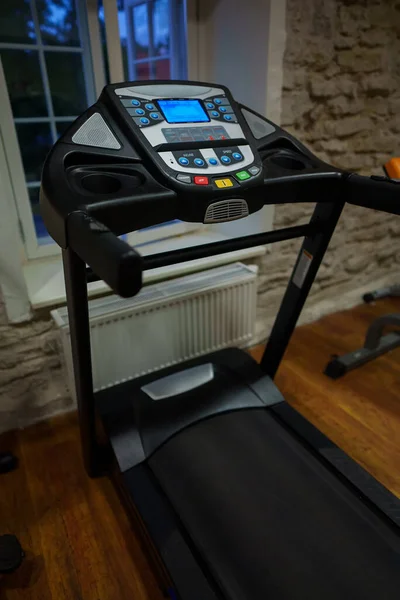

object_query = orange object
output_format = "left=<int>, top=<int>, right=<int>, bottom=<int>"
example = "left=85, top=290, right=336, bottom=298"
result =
left=384, top=157, right=400, bottom=179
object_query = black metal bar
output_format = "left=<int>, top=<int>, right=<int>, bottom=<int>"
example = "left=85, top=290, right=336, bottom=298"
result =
left=324, top=333, right=400, bottom=380
left=260, top=200, right=345, bottom=379
left=86, top=222, right=319, bottom=283
left=62, top=248, right=100, bottom=477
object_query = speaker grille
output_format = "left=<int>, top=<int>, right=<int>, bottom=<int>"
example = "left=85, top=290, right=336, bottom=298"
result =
left=204, top=199, right=249, bottom=223
left=72, top=113, right=121, bottom=150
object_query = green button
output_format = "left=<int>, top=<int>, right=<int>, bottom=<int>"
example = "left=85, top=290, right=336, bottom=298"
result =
left=236, top=170, right=251, bottom=181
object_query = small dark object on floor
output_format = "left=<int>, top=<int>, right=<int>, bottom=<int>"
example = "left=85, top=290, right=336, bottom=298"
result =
left=0, top=452, right=18, bottom=474
left=0, top=535, right=24, bottom=574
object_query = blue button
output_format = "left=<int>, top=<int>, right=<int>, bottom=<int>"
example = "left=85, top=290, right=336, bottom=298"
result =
left=219, top=107, right=227, bottom=113
left=224, top=114, right=233, bottom=121
left=179, top=157, right=190, bottom=166
left=194, top=158, right=205, bottom=166
left=214, top=98, right=222, bottom=104
left=209, top=158, right=218, bottom=166
left=150, top=112, right=160, bottom=119
left=232, top=152, right=243, bottom=161
left=140, top=117, right=150, bottom=125
left=145, top=103, right=155, bottom=110
left=221, top=155, right=231, bottom=164
left=211, top=111, right=220, bottom=118
left=206, top=102, right=214, bottom=109
left=131, top=99, right=141, bottom=106
left=135, top=108, right=145, bottom=115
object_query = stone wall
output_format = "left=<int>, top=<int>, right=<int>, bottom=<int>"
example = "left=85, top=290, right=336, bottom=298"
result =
left=1, top=0, right=400, bottom=433
left=255, top=0, right=400, bottom=341
left=0, top=296, right=71, bottom=434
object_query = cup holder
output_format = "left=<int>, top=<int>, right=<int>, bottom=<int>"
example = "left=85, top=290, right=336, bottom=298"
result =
left=269, top=154, right=307, bottom=171
left=81, top=173, right=122, bottom=194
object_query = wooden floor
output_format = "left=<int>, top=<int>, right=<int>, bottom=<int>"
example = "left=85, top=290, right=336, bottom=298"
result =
left=1, top=298, right=400, bottom=599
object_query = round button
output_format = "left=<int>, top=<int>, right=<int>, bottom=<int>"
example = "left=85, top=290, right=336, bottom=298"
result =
left=145, top=103, right=155, bottom=110
left=232, top=152, right=243, bottom=161
left=209, top=158, right=218, bottom=166
left=214, top=98, right=222, bottom=104
left=211, top=111, right=220, bottom=118
left=140, top=117, right=150, bottom=125
left=219, top=107, right=227, bottom=113
left=224, top=114, right=233, bottom=121
left=135, top=108, right=145, bottom=115
left=194, top=158, right=205, bottom=166
left=150, top=112, right=159, bottom=119
left=221, top=155, right=231, bottom=164
left=131, top=99, right=141, bottom=106
left=178, top=157, right=190, bottom=166
left=206, top=102, right=214, bottom=109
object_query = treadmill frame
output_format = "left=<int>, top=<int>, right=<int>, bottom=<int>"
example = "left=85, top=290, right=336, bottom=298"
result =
left=63, top=200, right=343, bottom=477
left=62, top=199, right=400, bottom=598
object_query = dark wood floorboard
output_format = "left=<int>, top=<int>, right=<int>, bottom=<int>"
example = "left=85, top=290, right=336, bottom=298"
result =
left=1, top=298, right=400, bottom=598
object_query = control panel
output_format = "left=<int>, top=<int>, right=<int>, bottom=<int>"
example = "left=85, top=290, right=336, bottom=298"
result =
left=111, top=82, right=261, bottom=190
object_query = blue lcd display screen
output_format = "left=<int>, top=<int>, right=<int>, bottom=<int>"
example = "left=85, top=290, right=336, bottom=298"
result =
left=158, top=99, right=210, bottom=124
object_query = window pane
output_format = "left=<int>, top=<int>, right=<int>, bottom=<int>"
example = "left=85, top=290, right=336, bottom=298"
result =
left=136, top=61, right=151, bottom=80
left=46, top=52, right=87, bottom=115
left=1, top=50, right=48, bottom=118
left=15, top=122, right=53, bottom=182
left=153, top=0, right=169, bottom=57
left=155, top=58, right=170, bottom=79
left=36, top=0, right=80, bottom=46
left=56, top=119, right=75, bottom=138
left=133, top=3, right=149, bottom=60
left=0, top=0, right=35, bottom=44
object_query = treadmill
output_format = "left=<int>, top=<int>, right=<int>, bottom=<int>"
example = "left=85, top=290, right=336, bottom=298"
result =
left=40, top=80, right=400, bottom=600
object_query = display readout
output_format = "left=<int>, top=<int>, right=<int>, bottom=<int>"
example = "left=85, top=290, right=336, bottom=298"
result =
left=162, top=126, right=230, bottom=143
left=158, top=99, right=210, bottom=124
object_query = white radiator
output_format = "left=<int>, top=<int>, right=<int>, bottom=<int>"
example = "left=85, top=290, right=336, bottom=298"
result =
left=52, top=262, right=258, bottom=394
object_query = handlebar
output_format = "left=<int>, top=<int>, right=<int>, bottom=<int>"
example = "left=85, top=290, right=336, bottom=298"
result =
left=67, top=212, right=142, bottom=297
left=346, top=173, right=400, bottom=216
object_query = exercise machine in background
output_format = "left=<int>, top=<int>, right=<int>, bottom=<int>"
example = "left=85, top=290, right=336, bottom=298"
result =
left=41, top=80, right=400, bottom=600
left=325, top=156, right=400, bottom=379
left=0, top=453, right=24, bottom=576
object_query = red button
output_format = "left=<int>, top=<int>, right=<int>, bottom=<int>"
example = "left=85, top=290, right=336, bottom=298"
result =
left=194, top=176, right=209, bottom=185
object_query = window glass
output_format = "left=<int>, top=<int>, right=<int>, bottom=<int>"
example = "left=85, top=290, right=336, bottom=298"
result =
left=36, top=0, right=80, bottom=46
left=1, top=49, right=48, bottom=118
left=46, top=52, right=87, bottom=116
left=0, top=0, right=35, bottom=44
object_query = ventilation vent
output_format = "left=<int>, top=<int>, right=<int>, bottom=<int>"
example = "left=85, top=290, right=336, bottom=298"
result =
left=52, top=262, right=258, bottom=394
left=72, top=113, right=121, bottom=149
left=204, top=199, right=249, bottom=223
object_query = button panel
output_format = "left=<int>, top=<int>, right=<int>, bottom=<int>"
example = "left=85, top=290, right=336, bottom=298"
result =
left=215, top=146, right=244, bottom=165
left=173, top=150, right=209, bottom=169
left=215, top=178, right=234, bottom=189
left=235, top=170, right=251, bottom=181
left=120, top=97, right=165, bottom=127
left=206, top=95, right=237, bottom=123
left=194, top=176, right=209, bottom=185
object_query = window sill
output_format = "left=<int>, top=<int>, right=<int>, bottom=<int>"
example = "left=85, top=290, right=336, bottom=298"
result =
left=23, top=230, right=267, bottom=310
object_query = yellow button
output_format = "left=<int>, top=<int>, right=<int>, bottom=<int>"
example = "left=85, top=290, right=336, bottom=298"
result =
left=215, top=178, right=234, bottom=188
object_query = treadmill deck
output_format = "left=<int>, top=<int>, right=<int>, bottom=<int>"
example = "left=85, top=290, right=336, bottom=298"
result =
left=149, top=408, right=400, bottom=600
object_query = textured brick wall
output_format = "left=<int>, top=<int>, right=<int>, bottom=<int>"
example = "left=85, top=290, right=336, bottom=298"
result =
left=0, top=297, right=71, bottom=434
left=1, top=0, right=400, bottom=433
left=254, top=0, right=400, bottom=341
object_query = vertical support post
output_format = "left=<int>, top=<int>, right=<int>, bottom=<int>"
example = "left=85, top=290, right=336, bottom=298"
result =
left=260, top=200, right=345, bottom=379
left=63, top=248, right=100, bottom=477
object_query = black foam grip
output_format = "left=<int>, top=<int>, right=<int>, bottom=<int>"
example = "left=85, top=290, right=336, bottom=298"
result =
left=67, top=211, right=142, bottom=297
left=346, top=173, right=400, bottom=216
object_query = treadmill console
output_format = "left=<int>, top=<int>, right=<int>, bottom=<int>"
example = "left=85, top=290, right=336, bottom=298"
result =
left=42, top=77, right=400, bottom=294
left=113, top=82, right=259, bottom=188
